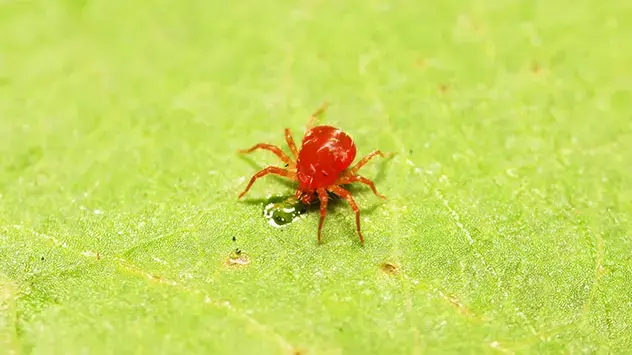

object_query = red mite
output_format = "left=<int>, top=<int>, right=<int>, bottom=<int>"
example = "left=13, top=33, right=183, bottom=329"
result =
left=238, top=103, right=388, bottom=244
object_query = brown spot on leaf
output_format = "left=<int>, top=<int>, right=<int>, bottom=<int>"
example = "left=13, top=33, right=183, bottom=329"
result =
left=446, top=294, right=474, bottom=317
left=226, top=249, right=251, bottom=267
left=380, top=262, right=400, bottom=275
left=415, top=58, right=427, bottom=69
left=438, top=84, right=450, bottom=95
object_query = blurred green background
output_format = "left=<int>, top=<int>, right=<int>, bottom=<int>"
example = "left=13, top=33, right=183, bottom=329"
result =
left=1, top=0, right=631, bottom=353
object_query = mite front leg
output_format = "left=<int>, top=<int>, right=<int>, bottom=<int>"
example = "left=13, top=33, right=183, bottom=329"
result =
left=238, top=166, right=295, bottom=199
left=285, top=128, right=299, bottom=159
left=239, top=143, right=294, bottom=166
left=328, top=185, right=364, bottom=245
left=306, top=102, right=329, bottom=130
left=316, top=187, right=328, bottom=243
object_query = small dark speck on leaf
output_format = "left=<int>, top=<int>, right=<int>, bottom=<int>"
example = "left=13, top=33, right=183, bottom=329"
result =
left=40, top=256, right=45, bottom=261
left=232, top=236, right=236, bottom=242
left=380, top=262, right=400, bottom=275
left=284, top=163, right=289, bottom=167
left=235, top=248, right=242, bottom=255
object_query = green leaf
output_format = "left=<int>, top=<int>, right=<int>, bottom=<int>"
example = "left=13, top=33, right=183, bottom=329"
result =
left=1, top=0, right=631, bottom=353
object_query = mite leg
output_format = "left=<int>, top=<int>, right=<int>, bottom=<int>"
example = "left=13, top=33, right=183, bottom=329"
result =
left=285, top=128, right=299, bottom=159
left=347, top=149, right=385, bottom=175
left=336, top=175, right=386, bottom=199
left=316, top=187, right=329, bottom=243
left=307, top=102, right=329, bottom=130
left=328, top=185, right=364, bottom=245
left=296, top=189, right=316, bottom=205
left=238, top=166, right=295, bottom=199
left=239, top=143, right=293, bottom=165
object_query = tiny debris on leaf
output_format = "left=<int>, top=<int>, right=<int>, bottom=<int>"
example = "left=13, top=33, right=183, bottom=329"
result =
left=380, top=262, right=400, bottom=275
left=226, top=249, right=250, bottom=267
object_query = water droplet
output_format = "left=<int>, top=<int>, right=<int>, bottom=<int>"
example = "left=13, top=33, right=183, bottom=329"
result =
left=263, top=196, right=307, bottom=228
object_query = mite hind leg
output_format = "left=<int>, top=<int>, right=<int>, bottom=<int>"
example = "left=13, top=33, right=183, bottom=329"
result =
left=316, top=187, right=329, bottom=243
left=348, top=149, right=386, bottom=175
left=327, top=185, right=364, bottom=245
left=336, top=175, right=386, bottom=199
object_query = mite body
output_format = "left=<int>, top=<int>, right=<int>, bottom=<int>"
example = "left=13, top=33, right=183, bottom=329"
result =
left=238, top=103, right=387, bottom=244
